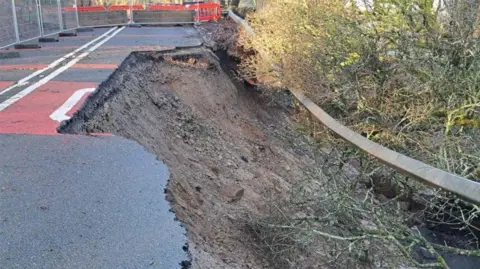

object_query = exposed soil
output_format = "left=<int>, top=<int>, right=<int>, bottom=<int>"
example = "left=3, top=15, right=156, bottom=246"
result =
left=58, top=48, right=320, bottom=269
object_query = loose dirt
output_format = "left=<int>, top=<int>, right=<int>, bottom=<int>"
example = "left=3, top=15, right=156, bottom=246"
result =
left=59, top=48, right=322, bottom=268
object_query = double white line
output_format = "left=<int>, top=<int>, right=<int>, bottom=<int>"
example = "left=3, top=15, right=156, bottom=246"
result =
left=0, top=26, right=125, bottom=112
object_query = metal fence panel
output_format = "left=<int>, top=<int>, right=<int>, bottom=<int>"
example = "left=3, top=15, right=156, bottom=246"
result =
left=14, top=0, right=42, bottom=41
left=0, top=0, right=18, bottom=48
left=132, top=9, right=195, bottom=24
left=77, top=0, right=128, bottom=27
left=132, top=0, right=199, bottom=24
left=1, top=0, right=220, bottom=49
left=60, top=0, right=79, bottom=30
left=39, top=0, right=62, bottom=35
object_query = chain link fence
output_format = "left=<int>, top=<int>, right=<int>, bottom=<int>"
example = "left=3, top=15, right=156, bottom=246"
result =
left=77, top=0, right=129, bottom=27
left=0, top=0, right=222, bottom=49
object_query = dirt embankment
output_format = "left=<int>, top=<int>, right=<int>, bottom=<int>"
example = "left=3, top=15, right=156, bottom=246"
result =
left=59, top=48, right=321, bottom=268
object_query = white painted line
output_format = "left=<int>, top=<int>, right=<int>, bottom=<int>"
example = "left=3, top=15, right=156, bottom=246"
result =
left=50, top=88, right=95, bottom=122
left=0, top=26, right=125, bottom=112
left=0, top=27, right=117, bottom=96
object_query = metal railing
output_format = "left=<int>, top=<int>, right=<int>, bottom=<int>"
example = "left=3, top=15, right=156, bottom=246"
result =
left=0, top=0, right=222, bottom=50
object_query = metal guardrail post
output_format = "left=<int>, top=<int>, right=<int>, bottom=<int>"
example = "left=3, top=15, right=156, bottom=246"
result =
left=11, top=0, right=20, bottom=43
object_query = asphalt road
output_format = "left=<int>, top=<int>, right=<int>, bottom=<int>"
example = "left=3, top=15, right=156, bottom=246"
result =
left=0, top=134, right=189, bottom=269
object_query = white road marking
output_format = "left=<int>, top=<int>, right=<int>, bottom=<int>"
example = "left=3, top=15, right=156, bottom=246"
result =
left=0, top=26, right=125, bottom=112
left=50, top=88, right=95, bottom=122
left=0, top=27, right=117, bottom=96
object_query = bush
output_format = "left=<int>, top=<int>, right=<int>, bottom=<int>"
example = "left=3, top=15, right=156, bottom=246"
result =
left=240, top=0, right=480, bottom=268
left=242, top=0, right=480, bottom=181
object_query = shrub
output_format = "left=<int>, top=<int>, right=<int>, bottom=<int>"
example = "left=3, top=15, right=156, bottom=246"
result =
left=240, top=0, right=480, bottom=268
left=242, top=0, right=480, bottom=181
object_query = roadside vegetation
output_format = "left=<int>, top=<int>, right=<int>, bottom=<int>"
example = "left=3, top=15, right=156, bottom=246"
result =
left=235, top=0, right=480, bottom=268
left=242, top=0, right=480, bottom=181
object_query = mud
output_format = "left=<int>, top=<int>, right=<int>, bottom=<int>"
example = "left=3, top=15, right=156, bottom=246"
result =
left=59, top=48, right=320, bottom=269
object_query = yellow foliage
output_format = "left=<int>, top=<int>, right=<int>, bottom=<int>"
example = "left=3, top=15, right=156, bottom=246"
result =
left=243, top=0, right=480, bottom=179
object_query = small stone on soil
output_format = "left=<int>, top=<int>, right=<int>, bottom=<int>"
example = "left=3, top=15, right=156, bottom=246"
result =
left=229, top=189, right=245, bottom=203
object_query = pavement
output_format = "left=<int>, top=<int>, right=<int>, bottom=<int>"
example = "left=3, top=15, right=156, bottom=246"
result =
left=0, top=25, right=203, bottom=268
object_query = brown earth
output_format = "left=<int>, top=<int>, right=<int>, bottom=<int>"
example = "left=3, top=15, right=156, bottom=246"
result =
left=58, top=46, right=323, bottom=268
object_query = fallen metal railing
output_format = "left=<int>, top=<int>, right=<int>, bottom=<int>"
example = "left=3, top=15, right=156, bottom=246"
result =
left=228, top=11, right=480, bottom=205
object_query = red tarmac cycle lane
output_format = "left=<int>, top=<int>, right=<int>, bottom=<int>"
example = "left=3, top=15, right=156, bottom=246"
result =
left=0, top=81, right=97, bottom=134
left=0, top=81, right=14, bottom=92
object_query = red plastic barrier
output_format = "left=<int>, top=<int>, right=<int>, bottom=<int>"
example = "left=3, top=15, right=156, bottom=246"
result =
left=196, top=3, right=221, bottom=21
left=148, top=4, right=187, bottom=11
left=147, top=3, right=221, bottom=21
left=65, top=3, right=220, bottom=21
left=77, top=6, right=107, bottom=12
left=62, top=7, right=76, bottom=12
left=108, top=5, right=144, bottom=11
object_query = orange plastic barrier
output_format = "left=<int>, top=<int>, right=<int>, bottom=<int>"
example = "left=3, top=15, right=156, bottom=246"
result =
left=108, top=5, right=144, bottom=11
left=196, top=3, right=221, bottom=21
left=63, top=3, right=221, bottom=21
left=62, top=7, right=76, bottom=12
left=147, top=3, right=221, bottom=21
left=77, top=6, right=107, bottom=12
left=148, top=4, right=189, bottom=10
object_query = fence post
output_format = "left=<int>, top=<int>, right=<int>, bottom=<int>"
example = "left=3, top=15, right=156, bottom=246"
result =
left=36, top=0, right=44, bottom=37
left=11, top=0, right=20, bottom=43
left=57, top=0, right=63, bottom=31
left=74, top=0, right=79, bottom=28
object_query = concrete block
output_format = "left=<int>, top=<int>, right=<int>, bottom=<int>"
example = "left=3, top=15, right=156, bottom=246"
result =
left=39, top=36, right=59, bottom=42
left=0, top=51, right=20, bottom=59
left=14, top=43, right=41, bottom=49
left=59, top=31, right=77, bottom=37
